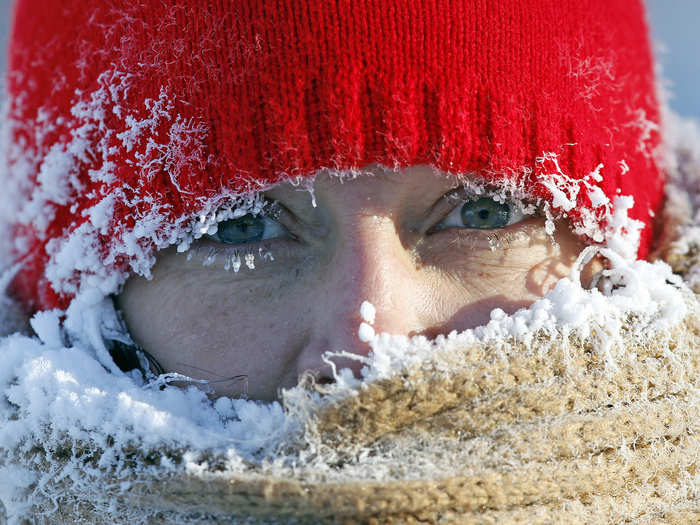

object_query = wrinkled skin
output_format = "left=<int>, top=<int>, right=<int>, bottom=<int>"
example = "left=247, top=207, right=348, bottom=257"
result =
left=119, top=164, right=599, bottom=401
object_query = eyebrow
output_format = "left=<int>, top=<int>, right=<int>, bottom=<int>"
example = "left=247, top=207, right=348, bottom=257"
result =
left=263, top=170, right=466, bottom=221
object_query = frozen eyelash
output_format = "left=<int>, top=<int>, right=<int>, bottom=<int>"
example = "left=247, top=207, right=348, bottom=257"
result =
left=447, top=186, right=539, bottom=218
left=483, top=230, right=534, bottom=252
left=185, top=244, right=275, bottom=272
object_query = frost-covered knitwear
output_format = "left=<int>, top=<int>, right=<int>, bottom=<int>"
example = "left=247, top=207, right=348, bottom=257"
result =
left=0, top=248, right=698, bottom=523
left=4, top=0, right=664, bottom=311
left=0, top=111, right=699, bottom=524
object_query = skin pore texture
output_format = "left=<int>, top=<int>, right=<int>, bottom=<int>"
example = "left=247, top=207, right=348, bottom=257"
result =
left=118, top=164, right=599, bottom=401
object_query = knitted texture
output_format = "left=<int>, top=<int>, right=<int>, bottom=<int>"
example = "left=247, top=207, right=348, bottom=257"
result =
left=4, top=0, right=663, bottom=311
left=10, top=301, right=700, bottom=524
left=3, top=117, right=699, bottom=522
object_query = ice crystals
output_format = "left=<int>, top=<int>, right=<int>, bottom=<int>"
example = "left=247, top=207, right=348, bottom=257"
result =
left=358, top=300, right=376, bottom=343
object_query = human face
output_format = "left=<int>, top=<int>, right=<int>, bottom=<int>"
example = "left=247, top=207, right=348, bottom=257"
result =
left=118, top=164, right=596, bottom=401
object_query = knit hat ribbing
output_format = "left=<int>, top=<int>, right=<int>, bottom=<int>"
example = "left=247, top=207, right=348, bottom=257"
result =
left=4, top=0, right=664, bottom=311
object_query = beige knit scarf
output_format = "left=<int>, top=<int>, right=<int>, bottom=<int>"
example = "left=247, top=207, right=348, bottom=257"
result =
left=50, top=302, right=697, bottom=525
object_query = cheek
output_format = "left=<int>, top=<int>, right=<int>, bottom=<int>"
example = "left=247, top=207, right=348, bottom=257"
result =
left=422, top=227, right=559, bottom=293
left=415, top=220, right=583, bottom=328
left=117, top=257, right=313, bottom=399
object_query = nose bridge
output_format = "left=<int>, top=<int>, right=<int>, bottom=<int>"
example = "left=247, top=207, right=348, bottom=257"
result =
left=320, top=211, right=439, bottom=349
left=332, top=213, right=410, bottom=320
left=295, top=213, right=426, bottom=381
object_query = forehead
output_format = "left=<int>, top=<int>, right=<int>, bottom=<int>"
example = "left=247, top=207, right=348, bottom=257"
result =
left=265, top=163, right=462, bottom=206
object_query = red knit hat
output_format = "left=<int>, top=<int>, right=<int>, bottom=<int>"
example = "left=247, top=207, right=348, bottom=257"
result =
left=3, top=0, right=664, bottom=312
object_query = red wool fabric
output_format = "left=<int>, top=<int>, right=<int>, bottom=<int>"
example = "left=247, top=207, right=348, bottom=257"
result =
left=6, top=0, right=664, bottom=312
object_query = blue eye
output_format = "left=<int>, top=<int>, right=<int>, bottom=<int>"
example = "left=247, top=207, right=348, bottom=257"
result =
left=436, top=197, right=525, bottom=231
left=209, top=214, right=288, bottom=245
left=461, top=198, right=510, bottom=229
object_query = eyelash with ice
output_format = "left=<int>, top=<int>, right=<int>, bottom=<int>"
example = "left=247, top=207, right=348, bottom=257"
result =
left=205, top=195, right=530, bottom=252
left=193, top=214, right=287, bottom=271
left=432, top=197, right=527, bottom=231
left=206, top=214, right=290, bottom=246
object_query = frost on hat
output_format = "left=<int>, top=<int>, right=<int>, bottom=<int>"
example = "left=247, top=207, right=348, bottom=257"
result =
left=2, top=0, right=664, bottom=312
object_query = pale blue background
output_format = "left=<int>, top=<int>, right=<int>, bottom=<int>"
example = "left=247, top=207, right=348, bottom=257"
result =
left=0, top=0, right=699, bottom=118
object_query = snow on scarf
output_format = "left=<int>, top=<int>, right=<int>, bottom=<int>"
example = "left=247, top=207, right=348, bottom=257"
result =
left=0, top=113, right=698, bottom=524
